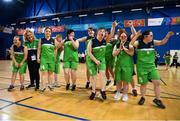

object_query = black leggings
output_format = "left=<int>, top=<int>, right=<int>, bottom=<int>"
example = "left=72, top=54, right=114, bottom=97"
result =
left=27, top=60, right=40, bottom=87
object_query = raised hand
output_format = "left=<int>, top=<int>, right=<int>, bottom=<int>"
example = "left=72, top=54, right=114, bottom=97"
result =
left=136, top=30, right=142, bottom=37
left=167, top=31, right=174, bottom=37
left=112, top=20, right=118, bottom=28
left=128, top=20, right=133, bottom=26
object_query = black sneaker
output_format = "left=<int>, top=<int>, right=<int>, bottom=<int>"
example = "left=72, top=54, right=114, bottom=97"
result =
left=71, top=84, right=76, bottom=91
left=89, top=92, right=96, bottom=100
left=48, top=85, right=54, bottom=91
left=35, top=87, right=39, bottom=91
left=138, top=97, right=145, bottom=105
left=85, top=81, right=90, bottom=89
left=66, top=83, right=70, bottom=90
left=8, top=85, right=14, bottom=92
left=106, top=80, right=111, bottom=86
left=26, top=84, right=35, bottom=89
left=100, top=90, right=107, bottom=100
left=20, top=85, right=24, bottom=91
left=132, top=89, right=138, bottom=96
left=114, top=80, right=116, bottom=86
left=153, top=98, right=166, bottom=109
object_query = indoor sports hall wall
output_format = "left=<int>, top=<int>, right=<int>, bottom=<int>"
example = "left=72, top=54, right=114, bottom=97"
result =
left=0, top=0, right=180, bottom=62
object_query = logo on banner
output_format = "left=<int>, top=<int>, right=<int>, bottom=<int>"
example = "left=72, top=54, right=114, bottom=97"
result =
left=124, top=19, right=145, bottom=27
left=148, top=18, right=164, bottom=26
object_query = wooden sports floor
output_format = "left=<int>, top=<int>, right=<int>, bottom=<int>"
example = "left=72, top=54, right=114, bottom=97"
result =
left=0, top=60, right=180, bottom=120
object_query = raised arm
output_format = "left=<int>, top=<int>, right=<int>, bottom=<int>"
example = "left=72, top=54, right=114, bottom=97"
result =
left=154, top=31, right=174, bottom=46
left=106, top=20, right=118, bottom=42
left=77, top=36, right=87, bottom=42
left=130, top=30, right=141, bottom=48
left=127, top=20, right=137, bottom=39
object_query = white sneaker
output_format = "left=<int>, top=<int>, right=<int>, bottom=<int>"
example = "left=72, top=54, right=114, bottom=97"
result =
left=53, top=81, right=61, bottom=88
left=39, top=87, right=46, bottom=94
left=114, top=92, right=122, bottom=101
left=122, top=94, right=128, bottom=102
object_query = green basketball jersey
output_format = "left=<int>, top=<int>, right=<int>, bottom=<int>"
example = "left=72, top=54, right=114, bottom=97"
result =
left=24, top=39, right=38, bottom=50
left=63, top=39, right=78, bottom=62
left=91, top=38, right=106, bottom=63
left=136, top=39, right=155, bottom=68
left=115, top=41, right=133, bottom=67
left=13, top=45, right=25, bottom=63
left=40, top=38, right=55, bottom=63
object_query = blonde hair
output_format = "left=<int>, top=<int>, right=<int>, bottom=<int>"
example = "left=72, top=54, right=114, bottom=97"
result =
left=56, top=34, right=62, bottom=39
left=23, top=29, right=36, bottom=42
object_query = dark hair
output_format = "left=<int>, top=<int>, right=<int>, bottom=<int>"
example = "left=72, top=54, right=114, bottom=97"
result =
left=97, top=27, right=105, bottom=32
left=141, top=30, right=152, bottom=39
left=88, top=27, right=93, bottom=30
left=67, top=29, right=74, bottom=37
left=44, top=27, right=52, bottom=32
left=95, top=27, right=106, bottom=36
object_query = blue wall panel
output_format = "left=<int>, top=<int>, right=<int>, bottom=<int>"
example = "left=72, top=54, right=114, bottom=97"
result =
left=0, top=0, right=180, bottom=61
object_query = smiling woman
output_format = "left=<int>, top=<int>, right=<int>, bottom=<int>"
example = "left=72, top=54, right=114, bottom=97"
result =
left=24, top=29, right=40, bottom=91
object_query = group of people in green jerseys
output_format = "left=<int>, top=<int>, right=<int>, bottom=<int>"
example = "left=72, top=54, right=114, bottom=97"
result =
left=8, top=21, right=174, bottom=109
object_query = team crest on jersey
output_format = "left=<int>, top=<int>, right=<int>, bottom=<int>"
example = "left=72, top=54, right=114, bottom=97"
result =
left=150, top=45, right=154, bottom=48
left=124, top=45, right=128, bottom=48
